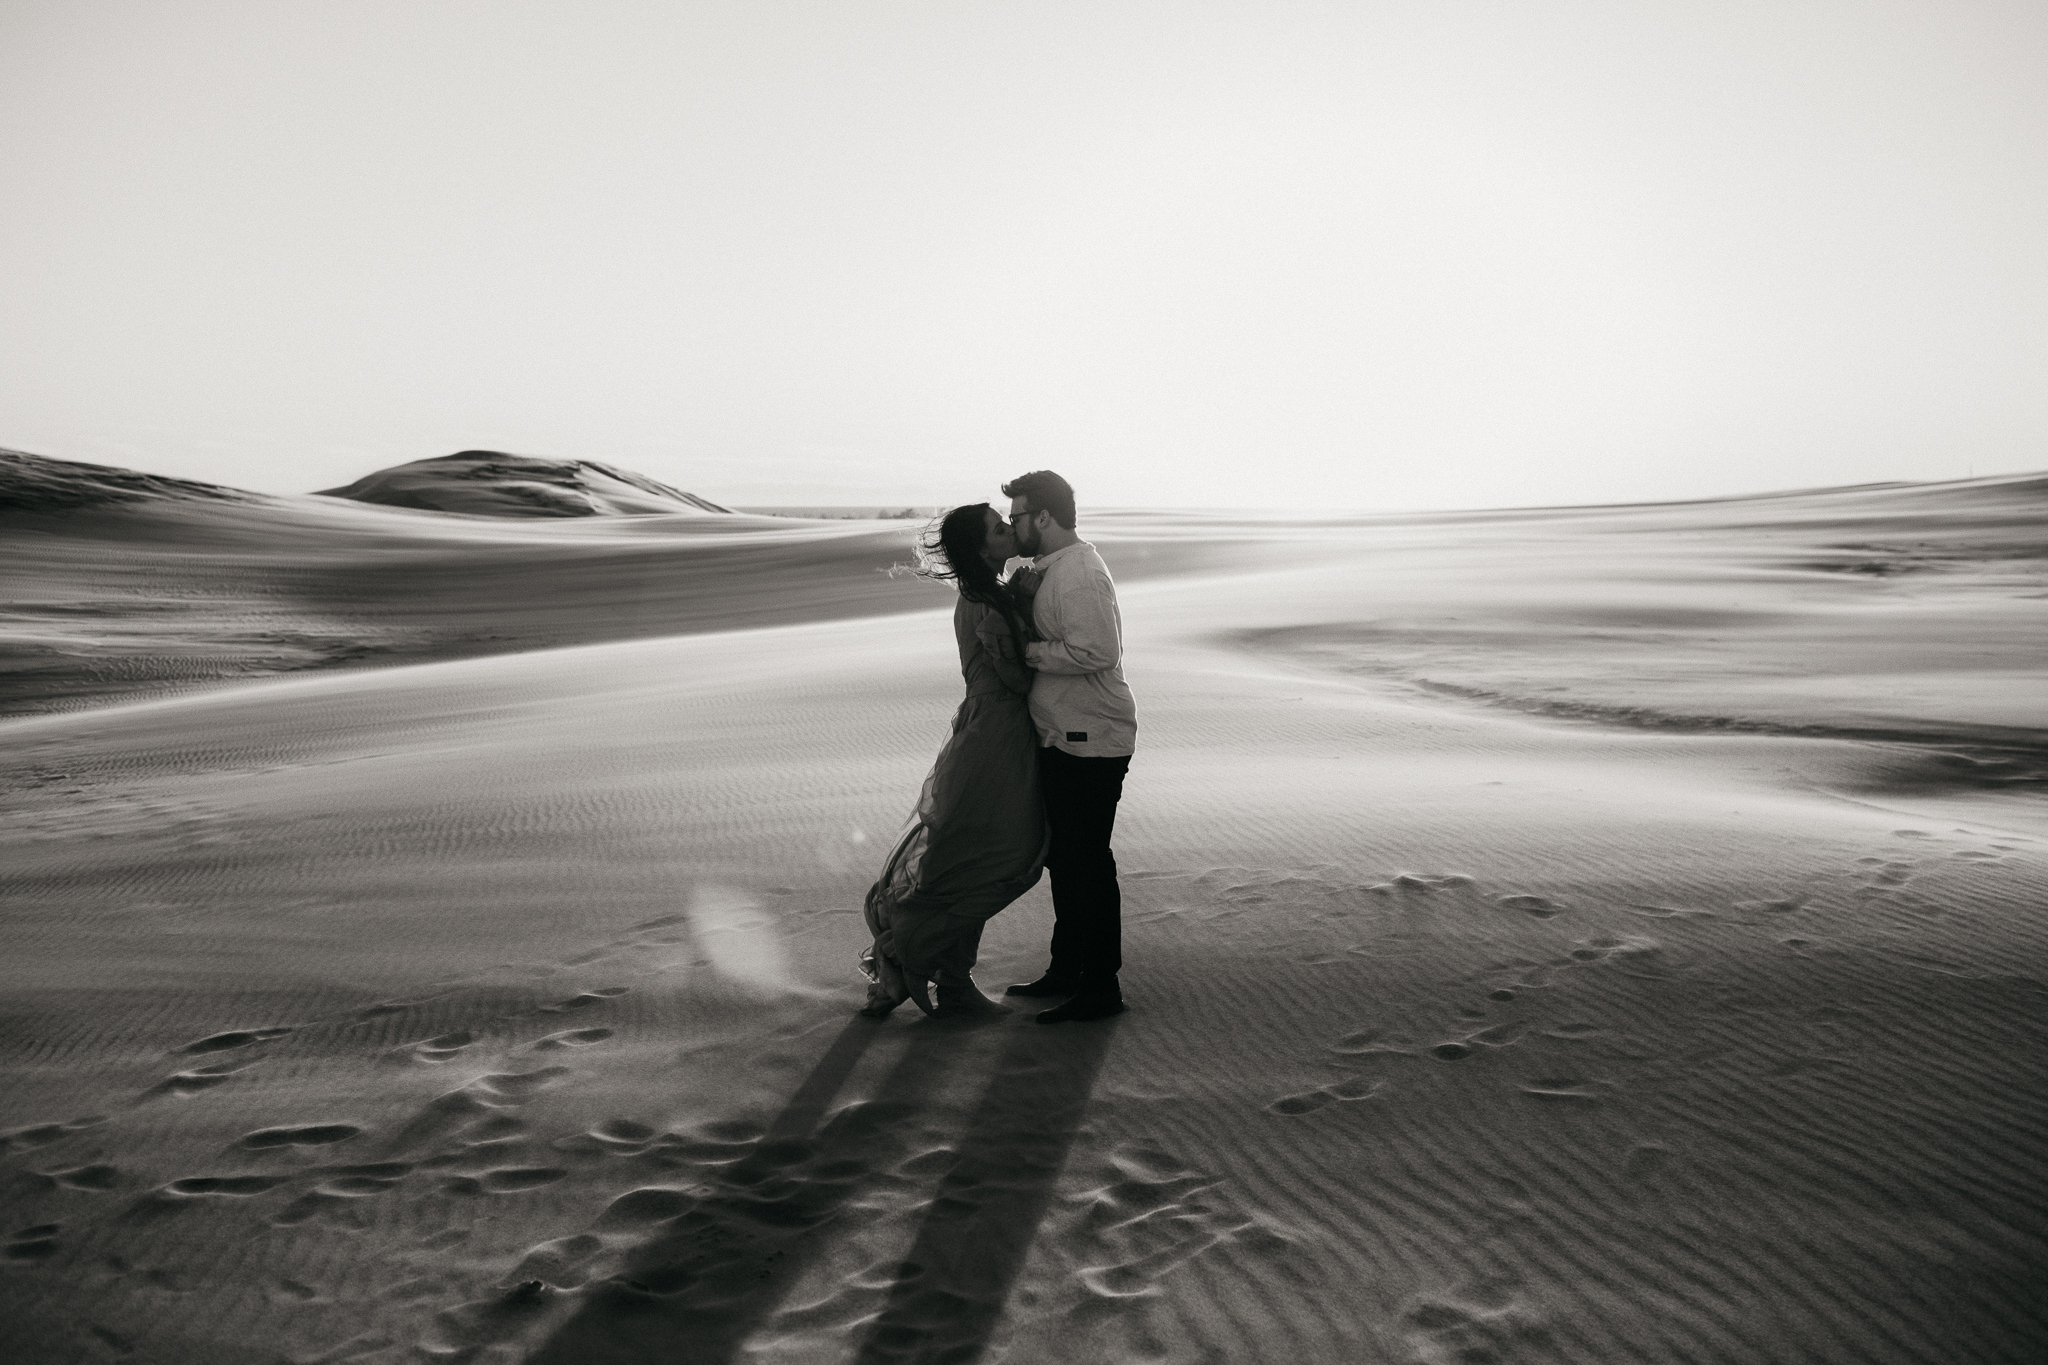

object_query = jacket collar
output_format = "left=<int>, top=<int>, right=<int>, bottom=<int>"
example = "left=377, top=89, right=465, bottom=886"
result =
left=1032, top=540, right=1090, bottom=570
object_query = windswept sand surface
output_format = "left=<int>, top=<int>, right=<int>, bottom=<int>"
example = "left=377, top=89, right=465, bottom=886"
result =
left=3, top=471, right=2047, bottom=1363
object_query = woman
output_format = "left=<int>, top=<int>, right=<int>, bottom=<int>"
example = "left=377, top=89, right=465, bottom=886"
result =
left=860, top=504, right=1048, bottom=1019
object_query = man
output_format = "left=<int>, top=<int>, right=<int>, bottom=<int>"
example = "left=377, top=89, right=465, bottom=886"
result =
left=1001, top=470, right=1138, bottom=1023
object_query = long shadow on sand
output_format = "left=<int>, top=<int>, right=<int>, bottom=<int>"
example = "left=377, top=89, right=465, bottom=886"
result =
left=851, top=1019, right=1116, bottom=1364
left=528, top=1012, right=1116, bottom=1365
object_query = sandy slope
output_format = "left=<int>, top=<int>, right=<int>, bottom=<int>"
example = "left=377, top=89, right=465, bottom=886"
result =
left=3, top=473, right=2047, bottom=1364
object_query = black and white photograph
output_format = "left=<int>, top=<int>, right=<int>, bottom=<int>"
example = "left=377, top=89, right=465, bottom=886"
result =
left=3, top=3, right=2045, bottom=1362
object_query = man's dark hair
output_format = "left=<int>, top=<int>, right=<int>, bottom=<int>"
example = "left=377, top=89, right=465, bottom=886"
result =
left=1001, top=470, right=1076, bottom=530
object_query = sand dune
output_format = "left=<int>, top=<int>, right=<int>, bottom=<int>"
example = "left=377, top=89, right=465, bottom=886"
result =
left=3, top=461, right=2046, bottom=1363
left=316, top=451, right=736, bottom=518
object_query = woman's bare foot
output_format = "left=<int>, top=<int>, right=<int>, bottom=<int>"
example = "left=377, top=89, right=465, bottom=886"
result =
left=933, top=974, right=1010, bottom=1018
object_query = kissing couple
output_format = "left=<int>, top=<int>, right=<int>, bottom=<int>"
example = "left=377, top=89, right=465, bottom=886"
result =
left=859, top=470, right=1137, bottom=1026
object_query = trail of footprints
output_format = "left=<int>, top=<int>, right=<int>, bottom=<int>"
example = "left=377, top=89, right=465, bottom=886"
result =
left=0, top=910, right=699, bottom=1339
left=59, top=907, right=682, bottom=1134
left=1270, top=825, right=2036, bottom=1116
left=1266, top=870, right=1650, bottom=1116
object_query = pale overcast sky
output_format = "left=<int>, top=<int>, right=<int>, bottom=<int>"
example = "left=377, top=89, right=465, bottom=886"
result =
left=2, top=0, right=2043, bottom=510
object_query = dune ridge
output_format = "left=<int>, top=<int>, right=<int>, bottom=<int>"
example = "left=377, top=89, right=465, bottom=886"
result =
left=315, top=450, right=735, bottom=518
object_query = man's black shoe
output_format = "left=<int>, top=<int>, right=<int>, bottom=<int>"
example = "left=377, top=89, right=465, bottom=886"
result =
left=1004, top=974, right=1079, bottom=998
left=1036, top=993, right=1126, bottom=1024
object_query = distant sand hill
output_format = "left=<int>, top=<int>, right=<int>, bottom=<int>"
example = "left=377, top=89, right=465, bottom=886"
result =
left=0, top=446, right=254, bottom=513
left=316, top=450, right=734, bottom=517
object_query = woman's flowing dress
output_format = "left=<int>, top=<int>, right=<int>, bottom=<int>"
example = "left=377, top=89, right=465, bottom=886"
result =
left=861, top=595, right=1048, bottom=1014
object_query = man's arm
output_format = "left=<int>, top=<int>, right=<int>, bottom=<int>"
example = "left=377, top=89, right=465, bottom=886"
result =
left=1024, top=576, right=1121, bottom=675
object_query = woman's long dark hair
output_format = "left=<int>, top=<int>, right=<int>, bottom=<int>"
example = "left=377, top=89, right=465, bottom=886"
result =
left=917, top=503, right=1028, bottom=647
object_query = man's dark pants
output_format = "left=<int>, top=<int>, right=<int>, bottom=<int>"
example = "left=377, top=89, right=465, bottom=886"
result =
left=1038, top=745, right=1132, bottom=993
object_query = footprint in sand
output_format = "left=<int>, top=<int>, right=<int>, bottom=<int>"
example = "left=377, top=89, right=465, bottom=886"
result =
left=597, top=1187, right=696, bottom=1228
left=1, top=1115, right=109, bottom=1152
left=123, top=1178, right=269, bottom=1216
left=354, top=998, right=435, bottom=1021
left=1369, top=872, right=1475, bottom=894
left=1495, top=894, right=1564, bottom=918
left=644, top=1121, right=762, bottom=1168
left=144, top=1061, right=258, bottom=1099
left=1518, top=1077, right=1599, bottom=1103
left=1626, top=903, right=1715, bottom=920
left=41, top=1164, right=119, bottom=1192
left=540, top=987, right=630, bottom=1013
left=555, top=1118, right=658, bottom=1156
left=390, top=1031, right=476, bottom=1065
left=241, top=1124, right=363, bottom=1150
left=1732, top=895, right=1808, bottom=915
left=452, top=1115, right=527, bottom=1147
left=464, top=1068, right=572, bottom=1106
left=5, top=1223, right=61, bottom=1261
left=440, top=1167, right=568, bottom=1196
left=271, top=1165, right=411, bottom=1226
left=165, top=1175, right=288, bottom=1197
left=180, top=1027, right=292, bottom=1055
left=1268, top=1075, right=1384, bottom=1115
left=1562, top=934, right=1663, bottom=968
left=533, top=1028, right=613, bottom=1051
left=1327, top=1029, right=1418, bottom=1059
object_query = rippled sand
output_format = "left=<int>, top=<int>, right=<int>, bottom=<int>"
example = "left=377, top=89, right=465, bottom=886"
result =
left=3, top=461, right=2046, bottom=1363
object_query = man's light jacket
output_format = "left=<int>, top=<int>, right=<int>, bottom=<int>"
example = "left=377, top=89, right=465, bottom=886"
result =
left=1022, top=540, right=1138, bottom=758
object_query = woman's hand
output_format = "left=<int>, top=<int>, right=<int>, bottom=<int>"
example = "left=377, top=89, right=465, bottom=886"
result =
left=1007, top=567, right=1043, bottom=602
left=977, top=626, right=1021, bottom=662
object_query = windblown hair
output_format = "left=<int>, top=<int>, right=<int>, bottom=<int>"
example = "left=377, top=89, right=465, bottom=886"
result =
left=1000, top=469, right=1076, bottom=530
left=917, top=503, right=1028, bottom=647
